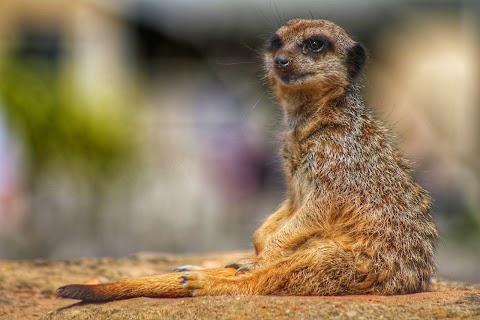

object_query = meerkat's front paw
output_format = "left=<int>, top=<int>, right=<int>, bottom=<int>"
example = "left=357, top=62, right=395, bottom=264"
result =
left=225, top=260, right=258, bottom=275
left=225, top=259, right=251, bottom=269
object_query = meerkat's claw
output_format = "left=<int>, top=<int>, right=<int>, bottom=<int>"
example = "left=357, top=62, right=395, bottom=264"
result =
left=180, top=272, right=189, bottom=285
left=174, top=265, right=205, bottom=272
left=225, top=259, right=256, bottom=269
left=225, top=262, right=241, bottom=269
left=235, top=265, right=254, bottom=275
left=225, top=259, right=258, bottom=275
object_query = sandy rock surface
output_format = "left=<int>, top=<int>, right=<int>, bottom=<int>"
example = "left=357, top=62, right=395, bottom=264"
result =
left=1, top=251, right=478, bottom=320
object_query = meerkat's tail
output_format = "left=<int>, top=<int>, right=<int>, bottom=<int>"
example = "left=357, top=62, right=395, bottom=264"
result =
left=56, top=272, right=192, bottom=302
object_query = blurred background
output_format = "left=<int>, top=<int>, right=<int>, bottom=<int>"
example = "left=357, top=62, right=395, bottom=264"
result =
left=0, top=0, right=478, bottom=283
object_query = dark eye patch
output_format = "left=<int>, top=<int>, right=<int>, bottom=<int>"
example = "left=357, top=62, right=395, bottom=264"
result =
left=345, top=43, right=367, bottom=81
left=268, top=34, right=283, bottom=52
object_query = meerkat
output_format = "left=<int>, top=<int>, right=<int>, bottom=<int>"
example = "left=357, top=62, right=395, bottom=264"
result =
left=56, top=19, right=437, bottom=302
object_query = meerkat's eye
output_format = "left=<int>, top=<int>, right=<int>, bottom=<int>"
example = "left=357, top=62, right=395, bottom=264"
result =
left=268, top=34, right=283, bottom=52
left=303, top=38, right=327, bottom=54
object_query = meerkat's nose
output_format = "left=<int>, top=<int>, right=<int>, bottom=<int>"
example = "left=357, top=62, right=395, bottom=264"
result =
left=274, top=55, right=291, bottom=70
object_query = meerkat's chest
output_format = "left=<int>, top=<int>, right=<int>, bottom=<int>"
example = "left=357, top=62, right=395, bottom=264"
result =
left=283, top=145, right=318, bottom=207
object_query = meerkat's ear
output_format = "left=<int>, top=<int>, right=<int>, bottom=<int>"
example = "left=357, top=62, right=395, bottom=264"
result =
left=346, top=43, right=367, bottom=81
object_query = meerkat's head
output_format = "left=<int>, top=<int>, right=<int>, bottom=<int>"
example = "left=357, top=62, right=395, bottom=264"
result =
left=265, top=19, right=366, bottom=94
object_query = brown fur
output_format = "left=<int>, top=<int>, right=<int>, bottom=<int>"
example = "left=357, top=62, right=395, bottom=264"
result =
left=57, top=19, right=437, bottom=302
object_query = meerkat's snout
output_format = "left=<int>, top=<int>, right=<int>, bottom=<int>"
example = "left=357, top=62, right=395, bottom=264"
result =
left=273, top=53, right=296, bottom=84
left=274, top=54, right=291, bottom=70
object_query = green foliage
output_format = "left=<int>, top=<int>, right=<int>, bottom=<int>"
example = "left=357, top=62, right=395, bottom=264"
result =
left=0, top=58, right=136, bottom=181
left=448, top=211, right=480, bottom=246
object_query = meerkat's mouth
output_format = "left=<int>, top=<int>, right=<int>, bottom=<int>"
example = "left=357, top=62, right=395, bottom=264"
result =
left=276, top=72, right=315, bottom=84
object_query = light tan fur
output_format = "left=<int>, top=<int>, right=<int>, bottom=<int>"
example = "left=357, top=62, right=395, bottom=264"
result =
left=57, top=19, right=437, bottom=302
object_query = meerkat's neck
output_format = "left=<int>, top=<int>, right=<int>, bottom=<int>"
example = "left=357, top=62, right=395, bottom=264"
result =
left=279, top=83, right=363, bottom=141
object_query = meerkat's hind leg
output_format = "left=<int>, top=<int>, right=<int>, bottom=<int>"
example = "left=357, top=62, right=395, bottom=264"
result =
left=181, top=241, right=359, bottom=296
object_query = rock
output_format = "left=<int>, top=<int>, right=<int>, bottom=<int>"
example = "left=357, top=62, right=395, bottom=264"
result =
left=346, top=311, right=358, bottom=317
left=1, top=252, right=479, bottom=320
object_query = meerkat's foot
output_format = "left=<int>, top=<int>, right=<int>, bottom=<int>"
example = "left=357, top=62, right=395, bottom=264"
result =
left=180, top=270, right=253, bottom=296
left=174, top=265, right=205, bottom=272
left=180, top=272, right=207, bottom=296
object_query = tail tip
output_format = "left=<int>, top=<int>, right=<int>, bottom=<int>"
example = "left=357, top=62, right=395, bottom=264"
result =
left=56, top=284, right=99, bottom=302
